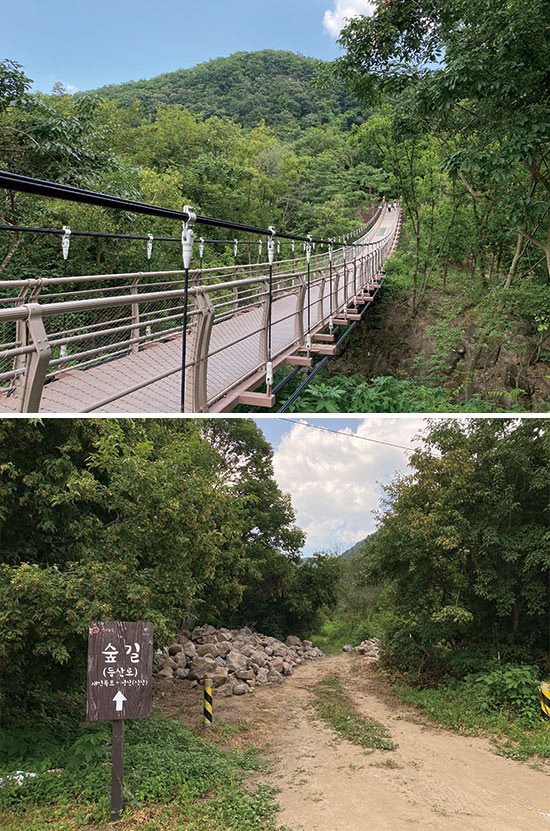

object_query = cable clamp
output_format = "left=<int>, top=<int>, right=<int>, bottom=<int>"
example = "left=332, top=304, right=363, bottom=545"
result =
left=182, top=205, right=196, bottom=269
left=234, top=239, right=239, bottom=259
left=267, top=227, right=276, bottom=265
left=306, top=234, right=312, bottom=265
left=199, top=237, right=204, bottom=260
left=328, top=239, right=333, bottom=263
left=329, top=315, right=333, bottom=332
left=147, top=233, right=153, bottom=261
left=266, top=360, right=273, bottom=387
left=61, top=226, right=71, bottom=261
left=306, top=333, right=312, bottom=351
left=258, top=239, right=263, bottom=259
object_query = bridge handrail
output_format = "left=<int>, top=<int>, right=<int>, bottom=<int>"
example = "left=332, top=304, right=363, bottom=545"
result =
left=0, top=195, right=400, bottom=412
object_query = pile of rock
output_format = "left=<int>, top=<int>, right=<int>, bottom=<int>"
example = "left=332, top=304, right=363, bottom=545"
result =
left=155, top=625, right=324, bottom=696
left=342, top=637, right=380, bottom=659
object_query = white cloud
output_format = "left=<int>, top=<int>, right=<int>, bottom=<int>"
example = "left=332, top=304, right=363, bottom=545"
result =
left=272, top=419, right=425, bottom=556
left=323, top=0, right=376, bottom=38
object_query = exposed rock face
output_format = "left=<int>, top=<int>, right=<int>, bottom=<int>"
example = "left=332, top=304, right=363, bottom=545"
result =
left=155, top=626, right=324, bottom=696
left=343, top=637, right=380, bottom=658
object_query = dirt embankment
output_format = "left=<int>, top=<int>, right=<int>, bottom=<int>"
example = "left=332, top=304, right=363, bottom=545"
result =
left=327, top=288, right=550, bottom=409
left=157, top=653, right=550, bottom=831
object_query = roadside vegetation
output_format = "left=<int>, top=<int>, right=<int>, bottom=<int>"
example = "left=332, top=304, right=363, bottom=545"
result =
left=313, top=419, right=550, bottom=760
left=0, top=715, right=280, bottom=831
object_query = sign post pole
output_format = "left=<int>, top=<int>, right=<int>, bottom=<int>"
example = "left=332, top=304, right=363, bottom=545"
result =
left=86, top=621, right=153, bottom=823
left=110, top=719, right=125, bottom=821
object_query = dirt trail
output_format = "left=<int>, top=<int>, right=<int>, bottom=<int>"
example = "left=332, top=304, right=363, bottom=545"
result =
left=165, top=653, right=550, bottom=830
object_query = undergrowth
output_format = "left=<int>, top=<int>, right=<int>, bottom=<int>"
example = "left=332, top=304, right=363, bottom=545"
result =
left=311, top=676, right=395, bottom=751
left=285, top=373, right=528, bottom=413
left=0, top=715, right=280, bottom=830
left=393, top=664, right=550, bottom=761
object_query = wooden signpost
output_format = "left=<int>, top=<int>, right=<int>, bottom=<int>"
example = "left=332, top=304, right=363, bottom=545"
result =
left=86, top=621, right=153, bottom=821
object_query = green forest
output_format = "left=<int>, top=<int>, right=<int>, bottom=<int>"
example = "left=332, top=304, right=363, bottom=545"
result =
left=1, top=0, right=548, bottom=413
left=1, top=418, right=549, bottom=829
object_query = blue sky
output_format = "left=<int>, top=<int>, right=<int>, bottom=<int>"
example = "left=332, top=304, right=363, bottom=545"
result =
left=2, top=0, right=374, bottom=93
left=252, top=417, right=424, bottom=557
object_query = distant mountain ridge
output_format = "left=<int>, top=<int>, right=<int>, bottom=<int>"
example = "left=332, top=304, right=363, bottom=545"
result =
left=340, top=535, right=371, bottom=561
left=90, top=50, right=364, bottom=136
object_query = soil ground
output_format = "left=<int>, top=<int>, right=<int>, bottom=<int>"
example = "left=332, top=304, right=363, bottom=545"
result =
left=156, top=653, right=550, bottom=830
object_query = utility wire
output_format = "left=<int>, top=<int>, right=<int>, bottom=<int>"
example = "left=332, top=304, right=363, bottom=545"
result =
left=279, top=418, right=419, bottom=454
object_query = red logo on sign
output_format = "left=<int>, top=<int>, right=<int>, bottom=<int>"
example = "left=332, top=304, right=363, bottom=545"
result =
left=90, top=626, right=100, bottom=635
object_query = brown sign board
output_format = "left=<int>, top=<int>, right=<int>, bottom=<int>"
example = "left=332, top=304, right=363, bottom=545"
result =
left=86, top=621, right=153, bottom=722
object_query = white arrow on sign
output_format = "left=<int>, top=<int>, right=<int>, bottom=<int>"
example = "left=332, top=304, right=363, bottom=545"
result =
left=113, top=691, right=127, bottom=712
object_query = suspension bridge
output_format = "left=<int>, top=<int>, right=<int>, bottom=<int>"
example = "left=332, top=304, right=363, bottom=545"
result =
left=0, top=172, right=401, bottom=414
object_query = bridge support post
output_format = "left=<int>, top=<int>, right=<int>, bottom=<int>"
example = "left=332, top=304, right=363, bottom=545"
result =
left=317, top=270, right=326, bottom=328
left=190, top=288, right=214, bottom=413
left=21, top=304, right=51, bottom=413
left=295, top=278, right=306, bottom=344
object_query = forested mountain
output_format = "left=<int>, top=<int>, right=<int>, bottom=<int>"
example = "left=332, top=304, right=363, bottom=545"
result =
left=91, top=50, right=364, bottom=136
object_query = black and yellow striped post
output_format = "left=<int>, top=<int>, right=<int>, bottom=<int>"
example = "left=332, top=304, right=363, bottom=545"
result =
left=541, top=682, right=550, bottom=722
left=203, top=678, right=213, bottom=728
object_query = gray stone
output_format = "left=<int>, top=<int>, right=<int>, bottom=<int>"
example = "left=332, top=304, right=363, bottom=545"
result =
left=232, top=682, right=248, bottom=696
left=235, top=669, right=254, bottom=680
left=269, top=657, right=284, bottom=673
left=342, top=645, right=354, bottom=652
left=216, top=642, right=232, bottom=659
left=282, top=662, right=293, bottom=676
left=175, top=651, right=189, bottom=667
left=168, top=643, right=183, bottom=656
left=187, top=655, right=218, bottom=681
left=217, top=683, right=234, bottom=697
left=255, top=667, right=269, bottom=684
left=196, top=643, right=218, bottom=658
left=272, top=645, right=287, bottom=657
left=303, top=640, right=313, bottom=648
left=211, top=667, right=229, bottom=688
left=286, top=635, right=302, bottom=646
left=225, top=649, right=248, bottom=673
left=249, top=649, right=266, bottom=667
left=182, top=641, right=197, bottom=659
left=264, top=647, right=273, bottom=656
left=166, top=656, right=178, bottom=669
left=175, top=668, right=189, bottom=679
left=157, top=666, right=173, bottom=678
left=267, top=670, right=283, bottom=684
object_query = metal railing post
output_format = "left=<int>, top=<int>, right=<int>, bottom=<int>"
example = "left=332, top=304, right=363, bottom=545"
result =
left=130, top=275, right=143, bottom=355
left=190, top=288, right=214, bottom=412
left=317, top=270, right=326, bottom=325
left=21, top=303, right=51, bottom=413
left=10, top=284, right=31, bottom=398
left=295, top=278, right=306, bottom=344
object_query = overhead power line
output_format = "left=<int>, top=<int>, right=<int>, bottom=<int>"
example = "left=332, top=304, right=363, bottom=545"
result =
left=279, top=419, right=418, bottom=454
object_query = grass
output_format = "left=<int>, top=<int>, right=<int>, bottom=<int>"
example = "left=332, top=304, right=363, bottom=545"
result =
left=394, top=679, right=550, bottom=761
left=311, top=676, right=395, bottom=752
left=0, top=715, right=282, bottom=830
